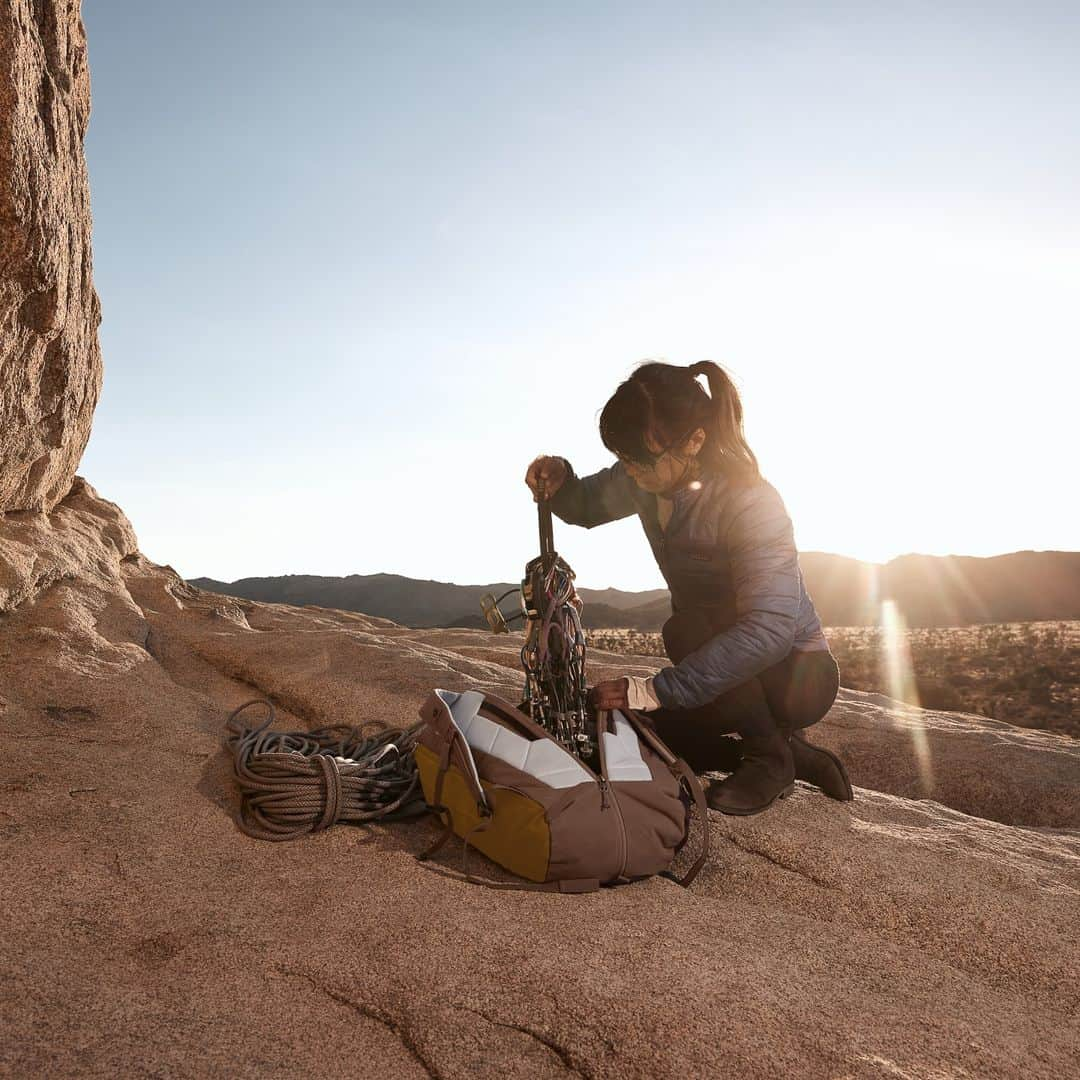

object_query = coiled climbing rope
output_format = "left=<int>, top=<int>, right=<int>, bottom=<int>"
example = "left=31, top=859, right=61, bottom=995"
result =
left=224, top=698, right=428, bottom=841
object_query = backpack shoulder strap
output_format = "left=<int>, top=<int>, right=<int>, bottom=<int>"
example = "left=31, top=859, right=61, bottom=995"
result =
left=618, top=708, right=711, bottom=888
left=414, top=713, right=490, bottom=863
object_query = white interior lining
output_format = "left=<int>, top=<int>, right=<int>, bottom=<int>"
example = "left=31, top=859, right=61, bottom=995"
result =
left=434, top=689, right=593, bottom=790
left=602, top=711, right=653, bottom=781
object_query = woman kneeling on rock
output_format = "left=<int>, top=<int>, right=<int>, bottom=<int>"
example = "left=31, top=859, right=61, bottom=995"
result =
left=525, top=360, right=853, bottom=816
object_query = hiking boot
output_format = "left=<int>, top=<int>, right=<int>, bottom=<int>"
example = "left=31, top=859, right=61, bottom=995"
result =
left=788, top=729, right=853, bottom=801
left=703, top=731, right=854, bottom=802
left=705, top=727, right=795, bottom=816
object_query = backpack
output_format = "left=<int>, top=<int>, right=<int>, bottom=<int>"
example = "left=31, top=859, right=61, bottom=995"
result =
left=413, top=688, right=710, bottom=893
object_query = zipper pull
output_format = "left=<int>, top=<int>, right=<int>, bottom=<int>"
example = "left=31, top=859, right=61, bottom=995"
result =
left=599, top=778, right=610, bottom=809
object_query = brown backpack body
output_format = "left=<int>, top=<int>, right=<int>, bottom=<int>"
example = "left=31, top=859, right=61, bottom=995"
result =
left=414, top=688, right=710, bottom=893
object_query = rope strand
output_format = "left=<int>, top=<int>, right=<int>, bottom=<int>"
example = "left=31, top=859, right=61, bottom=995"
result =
left=224, top=698, right=428, bottom=841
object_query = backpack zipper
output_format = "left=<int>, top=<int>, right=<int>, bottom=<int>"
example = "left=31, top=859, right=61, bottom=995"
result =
left=596, top=714, right=630, bottom=882
left=597, top=778, right=629, bottom=880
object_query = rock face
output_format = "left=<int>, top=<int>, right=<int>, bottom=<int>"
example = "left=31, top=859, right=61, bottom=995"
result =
left=1, top=482, right=1079, bottom=1078
left=0, top=1, right=102, bottom=513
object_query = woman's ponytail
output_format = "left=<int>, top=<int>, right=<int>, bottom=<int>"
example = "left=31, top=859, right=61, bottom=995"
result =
left=687, top=361, right=760, bottom=485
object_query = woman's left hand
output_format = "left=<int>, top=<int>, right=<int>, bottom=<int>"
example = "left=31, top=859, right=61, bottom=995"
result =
left=589, top=677, right=630, bottom=710
left=589, top=676, right=662, bottom=712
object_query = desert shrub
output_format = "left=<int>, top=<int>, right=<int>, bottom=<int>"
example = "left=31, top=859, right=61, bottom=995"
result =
left=586, top=619, right=1078, bottom=738
left=1028, top=684, right=1053, bottom=706
left=915, top=676, right=964, bottom=711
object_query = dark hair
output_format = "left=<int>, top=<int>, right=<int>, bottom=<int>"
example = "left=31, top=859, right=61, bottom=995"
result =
left=597, top=360, right=762, bottom=487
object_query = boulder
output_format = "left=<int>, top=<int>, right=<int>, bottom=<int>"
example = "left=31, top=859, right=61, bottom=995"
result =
left=0, top=1, right=102, bottom=513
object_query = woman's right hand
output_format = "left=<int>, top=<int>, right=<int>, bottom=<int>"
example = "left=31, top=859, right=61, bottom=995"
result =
left=524, top=455, right=568, bottom=502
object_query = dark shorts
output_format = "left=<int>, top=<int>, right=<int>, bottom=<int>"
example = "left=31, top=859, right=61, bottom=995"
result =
left=645, top=607, right=840, bottom=771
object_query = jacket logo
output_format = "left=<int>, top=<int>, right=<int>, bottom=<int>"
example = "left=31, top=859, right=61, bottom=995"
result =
left=669, top=540, right=715, bottom=562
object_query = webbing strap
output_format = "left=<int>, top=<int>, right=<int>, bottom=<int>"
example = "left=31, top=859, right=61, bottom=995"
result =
left=432, top=732, right=453, bottom=811
left=659, top=757, right=711, bottom=888
left=416, top=729, right=481, bottom=862
left=416, top=807, right=456, bottom=861
left=619, top=708, right=711, bottom=888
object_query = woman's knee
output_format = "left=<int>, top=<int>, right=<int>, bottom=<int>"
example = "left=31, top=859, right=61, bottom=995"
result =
left=809, top=652, right=840, bottom=718
left=769, top=650, right=839, bottom=730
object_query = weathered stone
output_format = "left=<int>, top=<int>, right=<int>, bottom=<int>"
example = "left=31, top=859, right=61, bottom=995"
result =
left=0, top=474, right=137, bottom=615
left=0, top=1, right=101, bottom=513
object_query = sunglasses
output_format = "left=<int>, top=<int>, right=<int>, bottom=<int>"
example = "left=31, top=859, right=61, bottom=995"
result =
left=613, top=428, right=695, bottom=471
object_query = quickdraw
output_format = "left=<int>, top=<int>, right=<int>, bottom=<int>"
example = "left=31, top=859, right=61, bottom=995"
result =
left=479, top=481, right=599, bottom=769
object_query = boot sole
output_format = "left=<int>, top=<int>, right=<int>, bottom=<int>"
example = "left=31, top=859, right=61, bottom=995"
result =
left=708, top=781, right=795, bottom=817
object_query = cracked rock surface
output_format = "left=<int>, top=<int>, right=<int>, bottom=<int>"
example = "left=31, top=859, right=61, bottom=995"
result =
left=2, top=480, right=1078, bottom=1079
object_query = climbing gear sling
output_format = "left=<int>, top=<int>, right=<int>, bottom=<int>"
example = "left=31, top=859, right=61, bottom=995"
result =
left=480, top=477, right=597, bottom=766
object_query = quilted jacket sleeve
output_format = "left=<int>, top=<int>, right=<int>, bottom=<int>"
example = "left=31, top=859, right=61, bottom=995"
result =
left=545, top=457, right=639, bottom=529
left=650, top=482, right=801, bottom=710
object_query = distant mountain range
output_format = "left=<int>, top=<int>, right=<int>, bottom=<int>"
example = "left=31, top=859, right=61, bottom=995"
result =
left=189, top=550, right=1080, bottom=630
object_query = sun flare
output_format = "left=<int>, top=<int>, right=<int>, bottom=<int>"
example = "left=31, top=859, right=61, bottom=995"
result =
left=881, top=599, right=935, bottom=795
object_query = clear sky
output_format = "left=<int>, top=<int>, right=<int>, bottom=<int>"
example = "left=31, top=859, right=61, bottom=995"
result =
left=79, top=2, right=1078, bottom=593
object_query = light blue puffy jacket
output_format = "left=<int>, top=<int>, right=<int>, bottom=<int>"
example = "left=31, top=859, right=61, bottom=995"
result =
left=546, top=457, right=830, bottom=711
